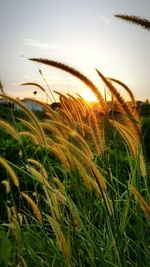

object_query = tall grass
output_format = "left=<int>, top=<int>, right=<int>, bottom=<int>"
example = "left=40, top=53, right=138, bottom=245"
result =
left=0, top=59, right=149, bottom=267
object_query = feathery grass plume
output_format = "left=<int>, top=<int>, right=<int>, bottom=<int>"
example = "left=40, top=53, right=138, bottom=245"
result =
left=41, top=122, right=64, bottom=138
left=52, top=177, right=81, bottom=227
left=59, top=123, right=93, bottom=159
left=8, top=206, right=17, bottom=219
left=74, top=157, right=108, bottom=199
left=48, top=216, right=71, bottom=266
left=57, top=108, right=73, bottom=127
left=109, top=120, right=146, bottom=176
left=0, top=94, right=46, bottom=145
left=1, top=180, right=10, bottom=193
left=7, top=206, right=12, bottom=222
left=69, top=129, right=93, bottom=160
left=108, top=77, right=136, bottom=107
left=90, top=165, right=113, bottom=215
left=56, top=93, right=75, bottom=124
left=67, top=95, right=85, bottom=136
left=46, top=143, right=71, bottom=169
left=18, top=118, right=43, bottom=143
left=21, top=192, right=43, bottom=224
left=50, top=190, right=60, bottom=220
left=54, top=91, right=72, bottom=109
left=89, top=178, right=104, bottom=196
left=89, top=115, right=102, bottom=154
left=19, top=131, right=39, bottom=145
left=49, top=109, right=63, bottom=123
left=68, top=93, right=86, bottom=117
left=115, top=14, right=150, bottom=31
left=45, top=135, right=59, bottom=147
left=76, top=120, right=102, bottom=154
left=73, top=157, right=93, bottom=190
left=57, top=136, right=106, bottom=189
left=29, top=58, right=105, bottom=109
left=76, top=93, right=92, bottom=115
left=52, top=176, right=65, bottom=192
left=53, top=188, right=66, bottom=204
left=112, top=112, right=140, bottom=142
left=88, top=111, right=105, bottom=154
left=130, top=186, right=150, bottom=222
left=7, top=206, right=23, bottom=226
left=27, top=158, right=48, bottom=180
left=58, top=143, right=76, bottom=168
left=96, top=70, right=141, bottom=141
left=65, top=95, right=78, bottom=117
left=9, top=216, right=22, bottom=242
left=76, top=121, right=92, bottom=133
left=26, top=165, right=50, bottom=188
left=66, top=97, right=80, bottom=123
left=96, top=70, right=138, bottom=121
left=52, top=182, right=65, bottom=201
left=0, top=157, right=19, bottom=187
left=42, top=187, right=57, bottom=219
left=110, top=118, right=143, bottom=154
left=44, top=119, right=69, bottom=137
left=0, top=119, right=20, bottom=142
left=46, top=120, right=93, bottom=160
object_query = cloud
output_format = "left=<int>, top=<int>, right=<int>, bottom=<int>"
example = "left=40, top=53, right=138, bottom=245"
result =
left=23, top=39, right=63, bottom=50
left=98, top=15, right=110, bottom=25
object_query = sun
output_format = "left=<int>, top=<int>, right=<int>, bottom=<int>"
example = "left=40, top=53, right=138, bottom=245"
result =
left=80, top=89, right=98, bottom=103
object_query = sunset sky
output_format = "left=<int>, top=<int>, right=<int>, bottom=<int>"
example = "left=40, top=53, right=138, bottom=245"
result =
left=0, top=0, right=150, bottom=103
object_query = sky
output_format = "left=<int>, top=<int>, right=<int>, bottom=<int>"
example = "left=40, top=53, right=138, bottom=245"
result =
left=0, top=0, right=150, bottom=103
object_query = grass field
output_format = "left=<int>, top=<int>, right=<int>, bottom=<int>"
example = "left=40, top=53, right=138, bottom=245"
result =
left=0, top=58, right=150, bottom=267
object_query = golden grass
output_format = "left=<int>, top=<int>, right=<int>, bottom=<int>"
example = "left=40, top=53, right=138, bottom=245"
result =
left=109, top=119, right=146, bottom=176
left=0, top=157, right=19, bottom=187
left=21, top=192, right=43, bottom=224
left=108, top=78, right=136, bottom=107
left=130, top=186, right=150, bottom=222
left=26, top=165, right=46, bottom=184
left=27, top=158, right=48, bottom=180
left=0, top=94, right=46, bottom=145
left=0, top=119, right=20, bottom=142
left=48, top=216, right=72, bottom=266
left=19, top=131, right=39, bottom=145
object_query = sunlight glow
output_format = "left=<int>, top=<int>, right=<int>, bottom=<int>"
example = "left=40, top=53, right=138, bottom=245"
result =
left=80, top=89, right=98, bottom=103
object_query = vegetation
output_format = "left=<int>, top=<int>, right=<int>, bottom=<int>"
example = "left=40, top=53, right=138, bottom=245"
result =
left=0, top=14, right=150, bottom=267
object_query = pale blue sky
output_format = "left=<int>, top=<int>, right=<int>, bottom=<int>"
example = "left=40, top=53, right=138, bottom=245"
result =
left=0, top=0, right=150, bottom=102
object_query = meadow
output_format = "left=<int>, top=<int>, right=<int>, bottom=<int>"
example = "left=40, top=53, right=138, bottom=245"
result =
left=0, top=15, right=150, bottom=267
